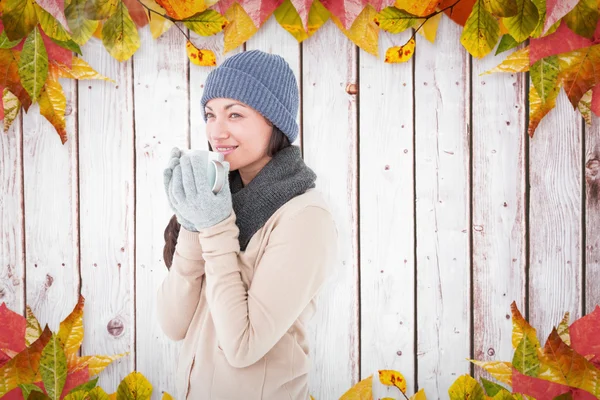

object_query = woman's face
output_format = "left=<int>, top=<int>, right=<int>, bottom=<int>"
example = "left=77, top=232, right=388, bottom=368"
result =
left=205, top=98, right=272, bottom=174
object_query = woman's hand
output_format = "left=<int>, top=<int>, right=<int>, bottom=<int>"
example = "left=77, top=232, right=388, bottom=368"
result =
left=165, top=148, right=232, bottom=231
left=164, top=148, right=197, bottom=232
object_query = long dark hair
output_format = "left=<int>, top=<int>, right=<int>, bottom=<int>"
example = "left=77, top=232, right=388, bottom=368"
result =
left=163, top=125, right=291, bottom=269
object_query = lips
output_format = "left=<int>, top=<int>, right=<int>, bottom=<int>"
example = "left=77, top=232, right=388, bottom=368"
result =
left=214, top=145, right=238, bottom=155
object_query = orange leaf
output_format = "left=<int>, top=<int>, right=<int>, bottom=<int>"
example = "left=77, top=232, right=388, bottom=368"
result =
left=0, top=49, right=32, bottom=112
left=394, top=0, right=439, bottom=17
left=155, top=0, right=207, bottom=19
left=385, top=38, right=415, bottom=63
left=379, top=370, right=407, bottom=393
left=185, top=41, right=216, bottom=66
left=439, top=0, right=476, bottom=26
left=528, top=78, right=559, bottom=137
left=510, top=301, right=540, bottom=349
left=557, top=44, right=600, bottom=109
left=38, top=75, right=67, bottom=143
left=339, top=375, right=373, bottom=400
left=57, top=295, right=84, bottom=364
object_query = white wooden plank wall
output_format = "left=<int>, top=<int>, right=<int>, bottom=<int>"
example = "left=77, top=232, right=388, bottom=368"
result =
left=2, top=18, right=600, bottom=400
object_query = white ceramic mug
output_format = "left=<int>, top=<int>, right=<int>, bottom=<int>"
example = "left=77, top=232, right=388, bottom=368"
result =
left=182, top=149, right=226, bottom=194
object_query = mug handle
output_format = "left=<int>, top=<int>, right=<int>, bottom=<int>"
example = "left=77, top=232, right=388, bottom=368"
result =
left=211, top=160, right=226, bottom=194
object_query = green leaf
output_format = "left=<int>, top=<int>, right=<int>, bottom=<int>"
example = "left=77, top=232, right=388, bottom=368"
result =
left=0, top=30, right=23, bottom=49
left=495, top=34, right=519, bottom=54
left=481, top=378, right=508, bottom=396
left=563, top=0, right=599, bottom=39
left=530, top=55, right=559, bottom=103
left=448, top=374, right=486, bottom=400
left=84, top=0, right=119, bottom=20
left=116, top=371, right=153, bottom=400
left=183, top=9, right=227, bottom=36
left=483, top=0, right=518, bottom=17
left=553, top=393, right=574, bottom=400
left=39, top=333, right=68, bottom=400
left=2, top=0, right=38, bottom=41
left=502, top=0, right=538, bottom=42
left=102, top=0, right=140, bottom=61
left=65, top=0, right=100, bottom=45
left=529, top=0, right=545, bottom=37
left=513, top=333, right=541, bottom=377
left=68, top=377, right=99, bottom=395
left=18, top=26, right=48, bottom=102
left=63, top=390, right=91, bottom=400
left=18, top=384, right=44, bottom=399
left=460, top=0, right=500, bottom=58
left=374, top=6, right=420, bottom=34
left=49, top=37, right=82, bottom=55
left=35, top=3, right=72, bottom=42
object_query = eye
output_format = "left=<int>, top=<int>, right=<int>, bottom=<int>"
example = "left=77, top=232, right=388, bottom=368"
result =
left=230, top=113, right=242, bottom=119
left=205, top=112, right=214, bottom=118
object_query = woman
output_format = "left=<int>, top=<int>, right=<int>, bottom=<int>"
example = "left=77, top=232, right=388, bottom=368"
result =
left=157, top=50, right=338, bottom=400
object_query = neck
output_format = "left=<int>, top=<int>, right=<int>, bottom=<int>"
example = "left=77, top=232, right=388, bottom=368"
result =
left=238, top=156, right=272, bottom=186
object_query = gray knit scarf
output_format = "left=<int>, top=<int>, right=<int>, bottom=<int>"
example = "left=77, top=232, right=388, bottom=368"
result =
left=229, top=146, right=316, bottom=251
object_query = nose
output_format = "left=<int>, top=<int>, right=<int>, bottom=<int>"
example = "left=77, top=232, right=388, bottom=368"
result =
left=208, top=118, right=230, bottom=142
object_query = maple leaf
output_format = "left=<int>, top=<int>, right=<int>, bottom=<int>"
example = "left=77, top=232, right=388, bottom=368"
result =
left=0, top=303, right=27, bottom=365
left=557, top=44, right=600, bottom=110
left=528, top=75, right=559, bottom=136
left=48, top=57, right=113, bottom=82
left=38, top=74, right=67, bottom=143
left=557, top=312, right=571, bottom=346
left=320, top=0, right=365, bottom=30
left=513, top=368, right=597, bottom=400
left=569, top=306, right=600, bottom=369
left=529, top=23, right=595, bottom=66
left=0, top=49, right=33, bottom=112
left=470, top=360, right=514, bottom=385
left=483, top=47, right=530, bottom=75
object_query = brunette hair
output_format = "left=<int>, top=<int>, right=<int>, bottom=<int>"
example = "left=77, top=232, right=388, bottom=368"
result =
left=163, top=126, right=290, bottom=269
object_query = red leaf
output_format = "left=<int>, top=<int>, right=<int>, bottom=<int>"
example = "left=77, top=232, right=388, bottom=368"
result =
left=212, top=0, right=284, bottom=28
left=0, top=348, right=10, bottom=366
left=530, top=23, right=594, bottom=65
left=365, top=0, right=395, bottom=12
left=40, top=29, right=72, bottom=68
left=544, top=0, right=579, bottom=34
left=320, top=0, right=365, bottom=30
left=59, top=367, right=90, bottom=399
left=290, top=0, right=313, bottom=30
left=570, top=305, right=600, bottom=368
left=0, top=303, right=27, bottom=361
left=123, top=0, right=149, bottom=28
left=438, top=0, right=476, bottom=27
left=512, top=368, right=597, bottom=399
left=591, top=86, right=600, bottom=116
left=36, top=0, right=70, bottom=34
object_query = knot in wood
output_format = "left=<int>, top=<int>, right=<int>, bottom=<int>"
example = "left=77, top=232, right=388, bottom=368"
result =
left=345, top=83, right=358, bottom=95
left=107, top=317, right=125, bottom=337
left=586, top=158, right=600, bottom=183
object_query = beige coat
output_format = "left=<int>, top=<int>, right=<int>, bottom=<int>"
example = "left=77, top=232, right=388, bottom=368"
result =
left=157, top=189, right=338, bottom=399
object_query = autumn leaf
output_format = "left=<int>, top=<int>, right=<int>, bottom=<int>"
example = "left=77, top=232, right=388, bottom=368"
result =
left=379, top=370, right=407, bottom=393
left=35, top=3, right=72, bottom=43
left=510, top=302, right=541, bottom=350
left=562, top=0, right=599, bottom=39
left=241, top=0, right=286, bottom=28
left=139, top=0, right=173, bottom=38
left=40, top=28, right=79, bottom=67
left=274, top=0, right=330, bottom=42
left=557, top=44, right=600, bottom=110
left=3, top=88, right=20, bottom=132
left=578, top=89, right=593, bottom=126
left=332, top=4, right=378, bottom=57
left=66, top=375, right=99, bottom=396
left=49, top=57, right=113, bottom=82
left=417, top=13, right=441, bottom=43
left=2, top=0, right=38, bottom=41
left=183, top=9, right=228, bottom=36
left=513, top=368, right=597, bottom=400
left=375, top=6, right=420, bottom=34
left=460, top=0, right=500, bottom=59
left=409, top=388, right=427, bottom=399
left=513, top=333, right=541, bottom=377
left=470, top=360, right=513, bottom=385
left=37, top=0, right=70, bottom=35
left=528, top=78, right=559, bottom=136
left=385, top=37, right=415, bottom=63
left=557, top=312, right=571, bottom=347
left=84, top=0, right=119, bottom=20
left=339, top=375, right=372, bottom=400
left=448, top=374, right=485, bottom=400
left=223, top=2, right=258, bottom=53
left=58, top=367, right=92, bottom=398
left=529, top=0, right=545, bottom=37
left=502, top=0, right=538, bottom=43
left=439, top=0, right=477, bottom=26
left=530, top=55, right=559, bottom=103
left=18, top=27, right=48, bottom=103
left=0, top=27, right=23, bottom=49
left=102, top=0, right=141, bottom=62
left=0, top=327, right=52, bottom=397
left=321, top=0, right=364, bottom=29
left=56, top=295, right=84, bottom=366
left=65, top=0, right=100, bottom=45
left=87, top=386, right=110, bottom=400
left=529, top=23, right=594, bottom=66
left=481, top=378, right=509, bottom=396
left=482, top=0, right=518, bottom=17
left=38, top=72, right=67, bottom=143
left=482, top=46, right=529, bottom=75
left=39, top=334, right=68, bottom=400
left=290, top=0, right=314, bottom=30
left=543, top=0, right=579, bottom=34
left=0, top=303, right=27, bottom=360
left=570, top=306, right=600, bottom=368
left=495, top=34, right=519, bottom=55
left=161, top=393, right=175, bottom=400
left=0, top=50, right=32, bottom=111
left=116, top=371, right=153, bottom=400
left=70, top=353, right=128, bottom=376
left=155, top=0, right=207, bottom=19
left=394, top=0, right=438, bottom=17
left=122, top=0, right=149, bottom=28
left=19, top=383, right=44, bottom=399
left=185, top=41, right=216, bottom=66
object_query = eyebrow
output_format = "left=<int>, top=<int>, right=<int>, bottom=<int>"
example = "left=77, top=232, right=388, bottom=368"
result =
left=205, top=103, right=247, bottom=111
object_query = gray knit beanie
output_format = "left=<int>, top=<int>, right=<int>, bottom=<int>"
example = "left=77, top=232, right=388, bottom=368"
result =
left=200, top=50, right=299, bottom=143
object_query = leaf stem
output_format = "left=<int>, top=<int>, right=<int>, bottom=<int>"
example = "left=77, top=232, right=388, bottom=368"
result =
left=408, top=0, right=463, bottom=43
left=135, top=0, right=191, bottom=41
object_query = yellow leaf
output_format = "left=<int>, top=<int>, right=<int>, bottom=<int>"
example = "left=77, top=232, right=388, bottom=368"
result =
left=92, top=21, right=103, bottom=39
left=70, top=352, right=129, bottom=376
left=274, top=0, right=330, bottom=42
left=155, top=0, right=206, bottom=19
left=557, top=312, right=571, bottom=345
left=116, top=371, right=153, bottom=400
left=38, top=75, right=67, bottom=143
left=49, top=57, right=114, bottom=82
left=87, top=387, right=110, bottom=400
left=223, top=3, right=258, bottom=53
left=375, top=6, right=420, bottom=34
left=185, top=41, right=216, bottom=66
left=139, top=0, right=173, bottom=38
left=460, top=0, right=500, bottom=58
left=578, top=90, right=592, bottom=126
left=332, top=5, right=379, bottom=57
left=410, top=388, right=427, bottom=399
left=510, top=301, right=541, bottom=350
left=65, top=0, right=100, bottom=45
left=2, top=88, right=20, bottom=133
left=340, top=375, right=373, bottom=400
left=469, top=360, right=513, bottom=385
left=57, top=295, right=85, bottom=363
left=394, top=0, right=438, bottom=16
left=102, top=0, right=140, bottom=61
left=448, top=374, right=486, bottom=400
left=416, top=12, right=441, bottom=43
left=2, top=0, right=38, bottom=41
left=385, top=38, right=415, bottom=63
left=161, top=393, right=175, bottom=400
left=183, top=9, right=228, bottom=36
left=35, top=3, right=72, bottom=42
left=379, top=370, right=407, bottom=393
left=482, top=46, right=530, bottom=75
left=502, top=0, right=538, bottom=42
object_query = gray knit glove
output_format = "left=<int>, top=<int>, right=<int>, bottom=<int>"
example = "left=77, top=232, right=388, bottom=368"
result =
left=163, top=148, right=197, bottom=231
left=166, top=150, right=232, bottom=230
